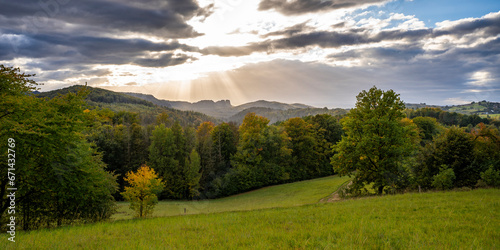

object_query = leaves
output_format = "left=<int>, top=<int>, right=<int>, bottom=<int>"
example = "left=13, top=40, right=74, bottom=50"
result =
left=332, top=86, right=416, bottom=194
left=122, top=165, right=164, bottom=218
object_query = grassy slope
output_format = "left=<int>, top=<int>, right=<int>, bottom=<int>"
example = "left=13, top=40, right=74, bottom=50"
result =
left=9, top=189, right=499, bottom=249
left=113, top=175, right=351, bottom=220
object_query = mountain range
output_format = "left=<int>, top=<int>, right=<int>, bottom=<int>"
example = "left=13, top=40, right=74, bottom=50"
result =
left=123, top=92, right=314, bottom=119
left=36, top=85, right=500, bottom=125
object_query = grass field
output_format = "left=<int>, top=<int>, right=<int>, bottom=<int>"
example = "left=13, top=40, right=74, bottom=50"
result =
left=113, top=175, right=351, bottom=220
left=7, top=188, right=499, bottom=249
left=480, top=113, right=500, bottom=119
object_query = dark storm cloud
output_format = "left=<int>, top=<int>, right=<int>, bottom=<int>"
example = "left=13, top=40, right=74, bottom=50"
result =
left=133, top=53, right=195, bottom=68
left=201, top=29, right=429, bottom=57
left=36, top=68, right=112, bottom=83
left=0, top=33, right=197, bottom=70
left=0, top=0, right=212, bottom=38
left=0, top=0, right=211, bottom=72
left=258, top=0, right=387, bottom=16
left=328, top=44, right=426, bottom=62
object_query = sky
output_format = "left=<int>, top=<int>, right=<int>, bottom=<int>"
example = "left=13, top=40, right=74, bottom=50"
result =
left=1, top=0, right=500, bottom=108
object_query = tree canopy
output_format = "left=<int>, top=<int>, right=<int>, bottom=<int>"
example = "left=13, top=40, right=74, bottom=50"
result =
left=331, top=86, right=417, bottom=194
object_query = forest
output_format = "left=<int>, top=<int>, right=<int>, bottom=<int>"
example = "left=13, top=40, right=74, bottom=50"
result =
left=1, top=65, right=499, bottom=230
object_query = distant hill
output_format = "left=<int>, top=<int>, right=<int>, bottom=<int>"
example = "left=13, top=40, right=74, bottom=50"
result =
left=38, top=85, right=155, bottom=107
left=121, top=92, right=347, bottom=122
left=235, top=100, right=311, bottom=112
left=443, top=101, right=500, bottom=117
left=36, top=86, right=220, bottom=126
left=406, top=101, right=500, bottom=118
left=228, top=107, right=348, bottom=124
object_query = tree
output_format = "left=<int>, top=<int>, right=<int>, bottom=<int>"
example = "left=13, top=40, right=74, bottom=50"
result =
left=432, top=166, right=456, bottom=190
left=148, top=124, right=180, bottom=199
left=212, top=123, right=238, bottom=175
left=1, top=69, right=118, bottom=229
left=283, top=117, right=319, bottom=180
left=196, top=122, right=215, bottom=191
left=331, top=86, right=416, bottom=194
left=184, top=149, right=202, bottom=199
left=433, top=127, right=476, bottom=187
left=121, top=165, right=164, bottom=218
left=227, top=113, right=291, bottom=195
left=412, top=116, right=441, bottom=145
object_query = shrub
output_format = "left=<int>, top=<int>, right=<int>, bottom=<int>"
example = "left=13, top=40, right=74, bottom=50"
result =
left=432, top=166, right=455, bottom=190
left=478, top=165, right=500, bottom=187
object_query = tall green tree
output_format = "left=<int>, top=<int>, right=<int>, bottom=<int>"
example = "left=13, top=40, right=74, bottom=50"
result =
left=331, top=86, right=416, bottom=194
left=227, top=113, right=291, bottom=195
left=283, top=117, right=318, bottom=180
left=148, top=124, right=181, bottom=199
left=196, top=122, right=215, bottom=190
left=212, top=123, right=238, bottom=175
left=184, top=149, right=202, bottom=199
left=433, top=127, right=476, bottom=187
left=1, top=67, right=117, bottom=229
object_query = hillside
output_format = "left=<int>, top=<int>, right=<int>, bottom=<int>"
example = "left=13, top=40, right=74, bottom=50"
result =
left=122, top=91, right=346, bottom=122
left=228, top=107, right=348, bottom=124
left=113, top=175, right=351, bottom=220
left=13, top=189, right=499, bottom=249
left=36, top=86, right=220, bottom=126
left=444, top=101, right=500, bottom=117
left=406, top=101, right=500, bottom=117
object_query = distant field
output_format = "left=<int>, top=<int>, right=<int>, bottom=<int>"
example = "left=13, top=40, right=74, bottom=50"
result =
left=113, top=175, right=351, bottom=220
left=11, top=189, right=499, bottom=249
left=480, top=113, right=500, bottom=119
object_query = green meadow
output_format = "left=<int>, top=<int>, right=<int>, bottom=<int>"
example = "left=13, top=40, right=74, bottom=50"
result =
left=113, top=175, right=351, bottom=220
left=6, top=177, right=499, bottom=249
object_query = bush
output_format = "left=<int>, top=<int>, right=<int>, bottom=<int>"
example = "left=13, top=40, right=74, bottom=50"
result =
left=432, top=166, right=455, bottom=190
left=478, top=166, right=500, bottom=187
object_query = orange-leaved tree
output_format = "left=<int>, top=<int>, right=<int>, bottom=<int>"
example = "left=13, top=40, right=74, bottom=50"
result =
left=121, top=165, right=164, bottom=218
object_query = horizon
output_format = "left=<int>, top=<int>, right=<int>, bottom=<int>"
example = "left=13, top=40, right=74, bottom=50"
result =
left=37, top=84, right=498, bottom=109
left=2, top=0, right=500, bottom=108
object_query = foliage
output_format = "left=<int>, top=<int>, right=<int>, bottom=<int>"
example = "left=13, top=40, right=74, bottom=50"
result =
left=283, top=118, right=318, bottom=180
left=184, top=150, right=202, bottom=199
left=412, top=116, right=441, bottom=144
left=225, top=113, right=292, bottom=196
left=228, top=107, right=348, bottom=124
left=332, top=86, right=417, bottom=194
left=121, top=165, right=164, bottom=218
left=432, top=166, right=456, bottom=190
left=196, top=122, right=216, bottom=191
left=148, top=124, right=181, bottom=199
left=433, top=127, right=477, bottom=187
left=406, top=107, right=490, bottom=127
left=1, top=66, right=117, bottom=229
left=478, top=165, right=500, bottom=187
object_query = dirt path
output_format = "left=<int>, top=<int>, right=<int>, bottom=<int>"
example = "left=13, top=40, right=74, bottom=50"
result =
left=319, top=180, right=352, bottom=203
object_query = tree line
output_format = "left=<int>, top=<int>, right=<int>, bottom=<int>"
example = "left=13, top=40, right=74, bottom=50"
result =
left=333, top=87, right=500, bottom=196
left=88, top=109, right=343, bottom=200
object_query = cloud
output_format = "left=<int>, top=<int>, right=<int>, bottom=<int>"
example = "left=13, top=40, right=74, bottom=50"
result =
left=261, top=21, right=315, bottom=37
left=0, top=33, right=198, bottom=70
left=258, top=0, right=388, bottom=16
left=0, top=0, right=211, bottom=39
left=200, top=11, right=500, bottom=58
left=133, top=53, right=196, bottom=68
left=200, top=29, right=431, bottom=57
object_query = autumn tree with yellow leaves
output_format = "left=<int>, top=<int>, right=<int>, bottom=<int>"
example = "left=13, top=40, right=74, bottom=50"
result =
left=122, top=165, right=164, bottom=218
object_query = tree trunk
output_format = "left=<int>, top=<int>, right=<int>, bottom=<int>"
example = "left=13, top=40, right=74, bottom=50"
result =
left=378, top=185, right=384, bottom=195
